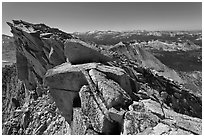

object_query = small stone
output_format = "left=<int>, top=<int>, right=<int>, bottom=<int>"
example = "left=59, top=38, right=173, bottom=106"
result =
left=129, top=101, right=145, bottom=112
left=44, top=111, right=49, bottom=115
left=174, top=92, right=181, bottom=99
left=160, top=91, right=168, bottom=100
left=150, top=123, right=171, bottom=135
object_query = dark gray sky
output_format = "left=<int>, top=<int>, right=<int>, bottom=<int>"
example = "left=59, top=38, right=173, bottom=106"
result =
left=2, top=2, right=202, bottom=35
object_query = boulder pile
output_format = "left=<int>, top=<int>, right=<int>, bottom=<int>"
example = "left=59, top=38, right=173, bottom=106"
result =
left=4, top=20, right=202, bottom=135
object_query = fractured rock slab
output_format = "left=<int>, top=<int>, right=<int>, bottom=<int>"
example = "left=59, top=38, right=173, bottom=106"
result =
left=79, top=85, right=117, bottom=134
left=45, top=63, right=94, bottom=91
left=89, top=69, right=132, bottom=109
left=45, top=62, right=134, bottom=96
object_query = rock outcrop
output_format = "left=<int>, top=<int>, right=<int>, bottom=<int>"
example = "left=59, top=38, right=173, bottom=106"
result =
left=4, top=20, right=202, bottom=135
left=64, top=39, right=113, bottom=64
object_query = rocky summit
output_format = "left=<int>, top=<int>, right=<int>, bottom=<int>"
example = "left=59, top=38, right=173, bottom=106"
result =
left=2, top=20, right=202, bottom=135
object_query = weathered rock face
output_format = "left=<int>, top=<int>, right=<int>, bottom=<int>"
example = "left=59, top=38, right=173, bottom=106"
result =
left=7, top=20, right=74, bottom=90
left=88, top=68, right=132, bottom=109
left=79, top=85, right=118, bottom=134
left=5, top=20, right=202, bottom=135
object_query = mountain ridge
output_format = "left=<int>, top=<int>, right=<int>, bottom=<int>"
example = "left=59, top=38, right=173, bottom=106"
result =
left=2, top=20, right=202, bottom=135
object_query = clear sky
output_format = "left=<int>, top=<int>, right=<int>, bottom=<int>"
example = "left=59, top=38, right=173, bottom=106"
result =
left=2, top=2, right=202, bottom=36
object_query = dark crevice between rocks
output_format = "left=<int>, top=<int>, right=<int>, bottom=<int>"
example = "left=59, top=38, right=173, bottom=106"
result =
left=103, top=121, right=122, bottom=135
left=67, top=60, right=88, bottom=66
left=49, top=87, right=78, bottom=93
left=11, top=98, right=20, bottom=109
left=73, top=93, right=81, bottom=108
left=31, top=68, right=43, bottom=85
left=151, top=111, right=166, bottom=120
left=69, top=56, right=111, bottom=65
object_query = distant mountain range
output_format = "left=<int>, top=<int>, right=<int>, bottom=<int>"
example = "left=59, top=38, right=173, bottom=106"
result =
left=73, top=30, right=202, bottom=47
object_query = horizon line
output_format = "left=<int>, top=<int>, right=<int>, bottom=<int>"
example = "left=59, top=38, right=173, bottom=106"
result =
left=3, top=29, right=202, bottom=36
